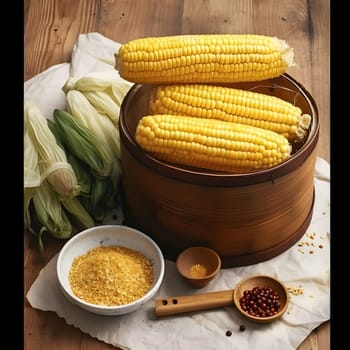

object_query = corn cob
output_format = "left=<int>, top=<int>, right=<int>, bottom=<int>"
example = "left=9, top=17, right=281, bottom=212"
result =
left=24, top=130, right=41, bottom=230
left=53, top=109, right=112, bottom=177
left=115, top=34, right=294, bottom=84
left=135, top=114, right=292, bottom=173
left=61, top=196, right=95, bottom=229
left=149, top=84, right=311, bottom=142
left=78, top=176, right=115, bottom=222
left=31, top=180, right=73, bottom=241
left=24, top=100, right=80, bottom=198
left=65, top=151, right=92, bottom=196
left=24, top=130, right=41, bottom=188
left=66, top=90, right=121, bottom=160
left=47, top=118, right=93, bottom=196
left=62, top=70, right=132, bottom=93
left=82, top=90, right=123, bottom=127
left=62, top=71, right=132, bottom=127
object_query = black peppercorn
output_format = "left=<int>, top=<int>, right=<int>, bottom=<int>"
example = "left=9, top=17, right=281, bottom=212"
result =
left=239, top=324, right=246, bottom=332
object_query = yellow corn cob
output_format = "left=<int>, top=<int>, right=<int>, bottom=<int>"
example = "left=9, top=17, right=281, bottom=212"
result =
left=135, top=114, right=291, bottom=173
left=115, top=34, right=294, bottom=84
left=149, top=84, right=311, bottom=142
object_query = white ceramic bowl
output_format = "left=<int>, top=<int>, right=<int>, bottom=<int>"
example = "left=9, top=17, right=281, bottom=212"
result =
left=56, top=225, right=165, bottom=316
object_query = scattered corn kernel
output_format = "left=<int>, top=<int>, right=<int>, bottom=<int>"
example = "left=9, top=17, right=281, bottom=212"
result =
left=296, top=232, right=327, bottom=254
left=287, top=286, right=304, bottom=295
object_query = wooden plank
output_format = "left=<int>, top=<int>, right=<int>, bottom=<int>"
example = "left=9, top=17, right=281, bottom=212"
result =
left=24, top=0, right=100, bottom=80
left=298, top=321, right=330, bottom=350
left=97, top=0, right=184, bottom=42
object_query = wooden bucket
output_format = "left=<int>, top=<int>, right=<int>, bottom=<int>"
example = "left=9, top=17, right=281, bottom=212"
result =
left=119, top=74, right=319, bottom=268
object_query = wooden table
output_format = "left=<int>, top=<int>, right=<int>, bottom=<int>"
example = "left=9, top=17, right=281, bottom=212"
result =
left=24, top=0, right=330, bottom=349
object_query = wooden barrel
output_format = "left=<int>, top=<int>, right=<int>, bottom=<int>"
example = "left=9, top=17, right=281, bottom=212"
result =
left=119, top=75, right=319, bottom=268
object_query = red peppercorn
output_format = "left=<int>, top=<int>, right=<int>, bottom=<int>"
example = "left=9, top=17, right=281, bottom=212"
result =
left=239, top=285, right=281, bottom=317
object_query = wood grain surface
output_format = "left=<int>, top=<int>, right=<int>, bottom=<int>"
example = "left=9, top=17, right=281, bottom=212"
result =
left=24, top=1, right=330, bottom=349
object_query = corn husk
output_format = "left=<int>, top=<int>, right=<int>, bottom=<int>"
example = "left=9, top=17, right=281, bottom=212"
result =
left=110, top=83, right=132, bottom=105
left=24, top=130, right=41, bottom=229
left=61, top=196, right=95, bottom=230
left=83, top=90, right=122, bottom=126
left=24, top=130, right=41, bottom=188
left=53, top=109, right=112, bottom=177
left=66, top=151, right=92, bottom=196
left=24, top=187, right=36, bottom=230
left=60, top=70, right=131, bottom=209
left=31, top=180, right=73, bottom=252
left=46, top=118, right=65, bottom=151
left=78, top=175, right=116, bottom=222
left=66, top=90, right=121, bottom=190
left=91, top=176, right=115, bottom=209
left=62, top=71, right=132, bottom=127
left=24, top=100, right=80, bottom=198
left=79, top=195, right=105, bottom=223
left=47, top=118, right=93, bottom=195
left=62, top=71, right=132, bottom=93
left=66, top=90, right=121, bottom=158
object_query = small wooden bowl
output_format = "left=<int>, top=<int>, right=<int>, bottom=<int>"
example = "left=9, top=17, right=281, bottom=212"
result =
left=233, top=275, right=289, bottom=323
left=176, top=246, right=221, bottom=289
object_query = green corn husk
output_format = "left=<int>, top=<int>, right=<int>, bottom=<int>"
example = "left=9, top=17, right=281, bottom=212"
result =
left=78, top=175, right=116, bottom=222
left=53, top=109, right=112, bottom=177
left=61, top=71, right=130, bottom=207
left=91, top=176, right=114, bottom=209
left=48, top=118, right=93, bottom=196
left=24, top=187, right=36, bottom=230
left=31, top=180, right=73, bottom=251
left=79, top=195, right=105, bottom=223
left=66, top=151, right=92, bottom=196
left=65, top=91, right=122, bottom=191
left=66, top=90, right=121, bottom=158
left=27, top=200, right=48, bottom=255
left=24, top=100, right=80, bottom=198
left=24, top=130, right=41, bottom=229
left=46, top=118, right=65, bottom=151
left=61, top=196, right=95, bottom=230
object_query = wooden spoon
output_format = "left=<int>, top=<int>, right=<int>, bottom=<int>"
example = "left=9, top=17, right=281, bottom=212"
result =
left=154, top=275, right=289, bottom=323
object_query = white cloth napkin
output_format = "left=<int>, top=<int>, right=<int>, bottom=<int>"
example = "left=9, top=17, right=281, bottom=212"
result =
left=25, top=33, right=330, bottom=350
